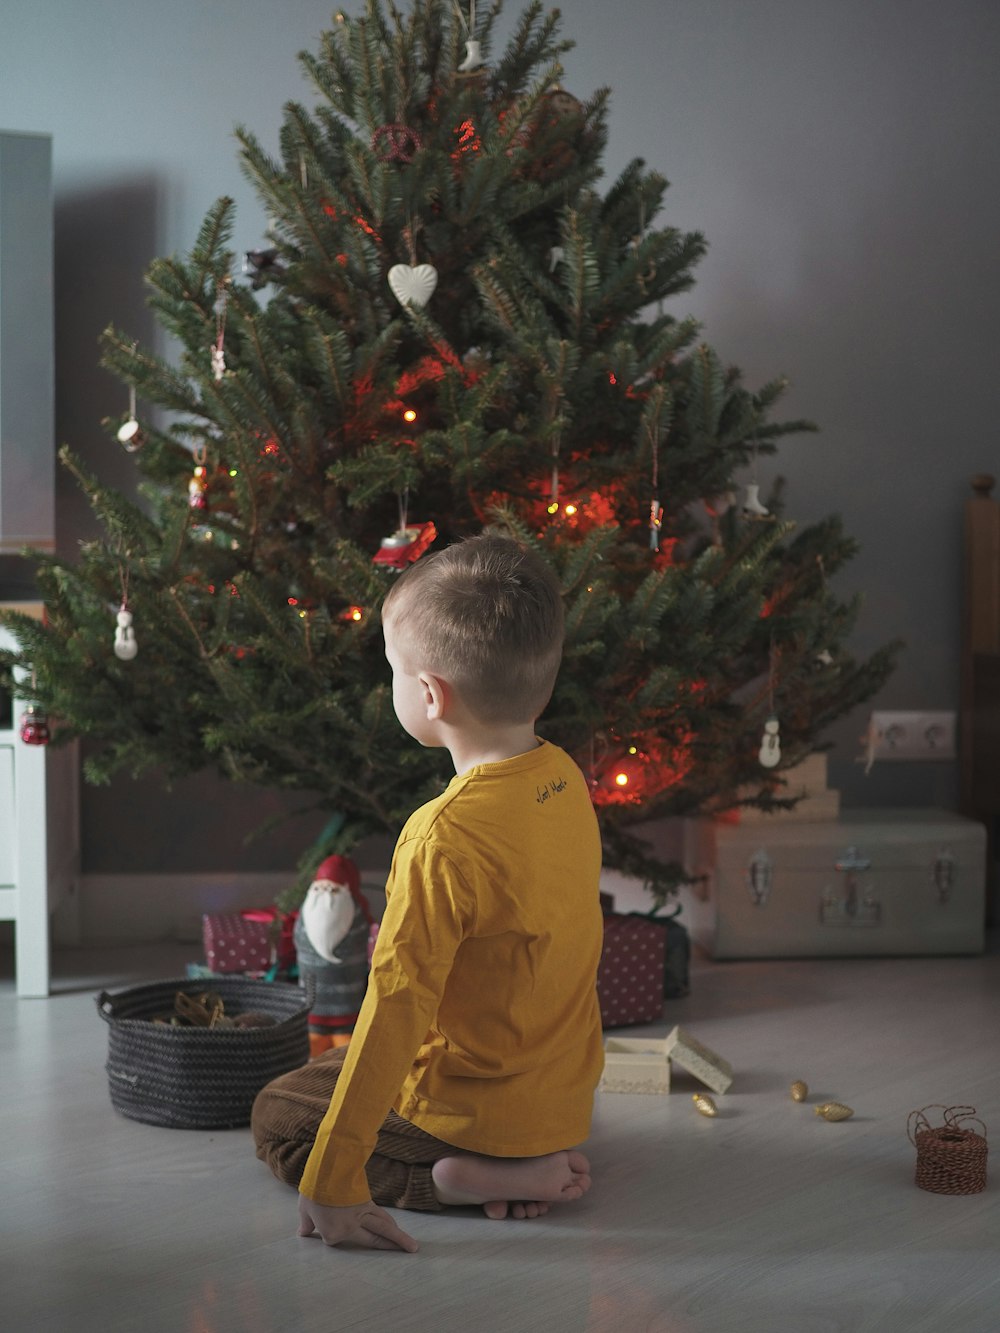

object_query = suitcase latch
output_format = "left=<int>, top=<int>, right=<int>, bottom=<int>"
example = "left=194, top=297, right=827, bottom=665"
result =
left=821, top=845, right=881, bottom=926
left=933, top=849, right=955, bottom=903
left=746, top=849, right=773, bottom=907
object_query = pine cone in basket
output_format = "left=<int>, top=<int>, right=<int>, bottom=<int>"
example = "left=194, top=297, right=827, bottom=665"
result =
left=231, top=1011, right=278, bottom=1029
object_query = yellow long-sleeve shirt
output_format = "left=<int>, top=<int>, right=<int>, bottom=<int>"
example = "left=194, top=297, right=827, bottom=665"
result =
left=298, top=739, right=605, bottom=1206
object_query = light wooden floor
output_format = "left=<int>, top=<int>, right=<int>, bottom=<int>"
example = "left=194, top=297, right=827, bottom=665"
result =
left=1, top=936, right=997, bottom=1333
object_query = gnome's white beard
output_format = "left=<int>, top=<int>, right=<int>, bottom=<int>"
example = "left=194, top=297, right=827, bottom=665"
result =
left=300, top=880, right=356, bottom=963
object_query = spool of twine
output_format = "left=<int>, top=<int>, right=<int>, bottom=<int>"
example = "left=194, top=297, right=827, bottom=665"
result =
left=906, top=1105, right=988, bottom=1195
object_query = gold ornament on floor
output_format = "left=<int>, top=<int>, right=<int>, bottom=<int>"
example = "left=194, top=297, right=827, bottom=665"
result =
left=692, top=1093, right=718, bottom=1118
left=790, top=1080, right=808, bottom=1102
left=815, top=1102, right=854, bottom=1121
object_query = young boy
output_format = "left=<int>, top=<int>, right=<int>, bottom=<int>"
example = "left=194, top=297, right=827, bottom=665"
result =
left=252, top=534, right=605, bottom=1252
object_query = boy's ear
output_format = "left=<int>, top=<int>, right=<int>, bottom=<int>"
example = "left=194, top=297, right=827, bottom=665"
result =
left=419, top=670, right=448, bottom=721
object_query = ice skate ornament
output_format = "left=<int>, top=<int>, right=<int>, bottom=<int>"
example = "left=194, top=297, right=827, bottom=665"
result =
left=113, top=606, right=138, bottom=661
left=457, top=38, right=484, bottom=72
left=743, top=482, right=770, bottom=517
left=388, top=263, right=438, bottom=309
left=300, top=855, right=365, bottom=963
left=759, top=716, right=781, bottom=768
left=455, top=1, right=484, bottom=73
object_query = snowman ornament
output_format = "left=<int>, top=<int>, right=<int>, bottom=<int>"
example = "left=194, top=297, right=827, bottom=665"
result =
left=114, top=607, right=138, bottom=661
left=759, top=716, right=781, bottom=768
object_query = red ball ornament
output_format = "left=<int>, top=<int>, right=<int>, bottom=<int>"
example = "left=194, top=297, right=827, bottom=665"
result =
left=188, top=464, right=208, bottom=510
left=19, top=705, right=50, bottom=746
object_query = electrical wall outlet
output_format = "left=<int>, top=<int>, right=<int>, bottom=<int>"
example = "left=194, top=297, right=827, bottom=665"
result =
left=868, top=710, right=957, bottom=761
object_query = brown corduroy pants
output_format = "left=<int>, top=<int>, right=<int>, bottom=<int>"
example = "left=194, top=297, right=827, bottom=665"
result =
left=251, top=1047, right=453, bottom=1212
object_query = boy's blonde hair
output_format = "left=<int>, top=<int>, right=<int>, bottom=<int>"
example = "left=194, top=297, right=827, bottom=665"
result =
left=381, top=534, right=564, bottom=725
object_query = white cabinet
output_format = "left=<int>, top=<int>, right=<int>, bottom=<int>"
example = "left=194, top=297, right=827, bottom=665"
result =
left=0, top=131, right=54, bottom=553
left=0, top=615, right=80, bottom=995
left=0, top=746, right=14, bottom=883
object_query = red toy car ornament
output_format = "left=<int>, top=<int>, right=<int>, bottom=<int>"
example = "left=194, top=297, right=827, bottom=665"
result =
left=372, top=521, right=437, bottom=569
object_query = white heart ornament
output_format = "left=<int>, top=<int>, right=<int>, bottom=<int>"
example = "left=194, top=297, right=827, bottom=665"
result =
left=388, top=263, right=438, bottom=309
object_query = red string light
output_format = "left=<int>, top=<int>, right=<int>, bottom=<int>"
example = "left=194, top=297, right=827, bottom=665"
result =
left=452, top=120, right=481, bottom=158
left=590, top=735, right=693, bottom=807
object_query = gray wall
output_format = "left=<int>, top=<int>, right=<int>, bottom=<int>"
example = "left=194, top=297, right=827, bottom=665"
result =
left=2, top=0, right=998, bottom=873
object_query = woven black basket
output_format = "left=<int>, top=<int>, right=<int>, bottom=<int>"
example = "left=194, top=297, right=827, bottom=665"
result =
left=97, top=977, right=310, bottom=1129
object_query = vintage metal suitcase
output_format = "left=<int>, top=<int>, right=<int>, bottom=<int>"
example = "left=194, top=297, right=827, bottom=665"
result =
left=676, top=809, right=986, bottom=958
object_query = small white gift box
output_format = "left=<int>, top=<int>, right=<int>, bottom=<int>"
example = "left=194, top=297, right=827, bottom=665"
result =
left=599, top=1026, right=733, bottom=1096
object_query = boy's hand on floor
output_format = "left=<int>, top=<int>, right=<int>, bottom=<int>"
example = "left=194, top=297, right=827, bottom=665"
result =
left=297, top=1193, right=419, bottom=1252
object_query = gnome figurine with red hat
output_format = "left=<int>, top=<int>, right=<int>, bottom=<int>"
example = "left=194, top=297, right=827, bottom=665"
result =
left=293, top=854, right=376, bottom=1057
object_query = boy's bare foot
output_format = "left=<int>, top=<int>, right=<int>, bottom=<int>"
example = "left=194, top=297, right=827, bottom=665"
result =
left=481, top=1199, right=550, bottom=1220
left=431, top=1150, right=591, bottom=1219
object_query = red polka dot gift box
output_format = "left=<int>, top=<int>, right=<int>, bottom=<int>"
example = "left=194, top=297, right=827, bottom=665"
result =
left=597, top=913, right=666, bottom=1028
left=202, top=911, right=278, bottom=975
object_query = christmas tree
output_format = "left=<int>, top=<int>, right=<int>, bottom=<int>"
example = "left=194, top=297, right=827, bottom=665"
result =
left=0, top=0, right=897, bottom=906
